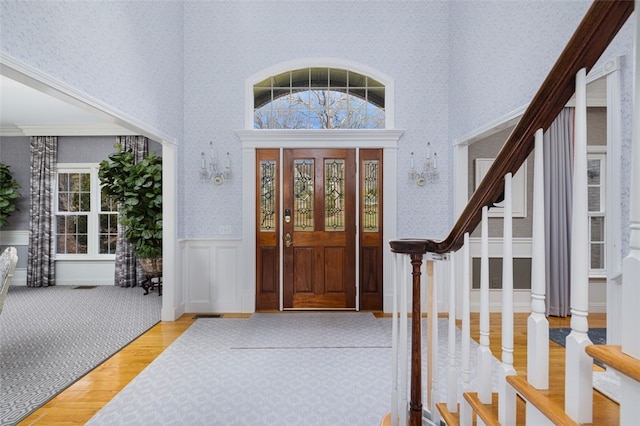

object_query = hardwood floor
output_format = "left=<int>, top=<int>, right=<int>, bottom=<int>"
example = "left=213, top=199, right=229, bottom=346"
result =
left=18, top=312, right=617, bottom=425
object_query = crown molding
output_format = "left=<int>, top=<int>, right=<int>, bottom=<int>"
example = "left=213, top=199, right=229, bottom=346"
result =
left=0, top=123, right=138, bottom=137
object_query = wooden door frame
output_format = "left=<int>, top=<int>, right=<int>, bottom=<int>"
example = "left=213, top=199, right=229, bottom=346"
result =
left=237, top=130, right=403, bottom=313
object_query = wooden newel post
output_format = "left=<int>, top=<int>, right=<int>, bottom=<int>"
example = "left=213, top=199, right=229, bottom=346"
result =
left=409, top=253, right=423, bottom=426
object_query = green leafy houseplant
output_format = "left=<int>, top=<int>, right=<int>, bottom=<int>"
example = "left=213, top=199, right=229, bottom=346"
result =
left=98, top=146, right=162, bottom=265
left=0, top=163, right=21, bottom=228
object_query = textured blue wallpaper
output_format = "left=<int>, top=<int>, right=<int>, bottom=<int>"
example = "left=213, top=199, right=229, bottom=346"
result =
left=0, top=1, right=634, bottom=252
left=0, top=0, right=185, bottom=142
left=182, top=1, right=451, bottom=239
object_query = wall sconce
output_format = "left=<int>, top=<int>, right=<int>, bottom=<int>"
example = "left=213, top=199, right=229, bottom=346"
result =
left=409, top=142, right=439, bottom=186
left=200, top=141, right=231, bottom=185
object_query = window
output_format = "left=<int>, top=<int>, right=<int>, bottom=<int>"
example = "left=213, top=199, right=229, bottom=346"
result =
left=55, top=164, right=117, bottom=258
left=587, top=153, right=606, bottom=274
left=253, top=67, right=385, bottom=129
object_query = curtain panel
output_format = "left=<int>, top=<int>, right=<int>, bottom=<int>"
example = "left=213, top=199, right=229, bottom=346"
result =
left=544, top=107, right=574, bottom=317
left=27, top=136, right=57, bottom=287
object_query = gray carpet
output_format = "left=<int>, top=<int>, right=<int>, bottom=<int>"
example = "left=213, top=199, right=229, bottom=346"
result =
left=0, top=285, right=161, bottom=426
left=87, top=314, right=501, bottom=425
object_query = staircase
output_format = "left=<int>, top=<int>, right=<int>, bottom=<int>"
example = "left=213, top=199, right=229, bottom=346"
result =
left=383, top=1, right=640, bottom=425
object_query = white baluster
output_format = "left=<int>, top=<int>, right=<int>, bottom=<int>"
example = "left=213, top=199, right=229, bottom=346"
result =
left=460, top=233, right=472, bottom=426
left=499, top=172, right=517, bottom=425
left=391, top=253, right=399, bottom=426
left=446, top=253, right=457, bottom=413
left=565, top=67, right=593, bottom=424
left=620, top=4, right=640, bottom=422
left=528, top=128, right=549, bottom=390
left=478, top=206, right=492, bottom=403
left=428, top=260, right=439, bottom=420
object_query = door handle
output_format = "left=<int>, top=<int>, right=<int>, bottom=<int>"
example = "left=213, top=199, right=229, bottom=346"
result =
left=284, top=233, right=293, bottom=248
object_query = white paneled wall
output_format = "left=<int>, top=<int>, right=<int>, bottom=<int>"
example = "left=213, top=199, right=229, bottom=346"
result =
left=181, top=239, right=245, bottom=313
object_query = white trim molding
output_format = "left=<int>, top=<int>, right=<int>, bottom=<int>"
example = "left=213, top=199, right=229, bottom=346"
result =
left=237, top=129, right=403, bottom=313
left=0, top=230, right=29, bottom=246
left=244, top=57, right=396, bottom=130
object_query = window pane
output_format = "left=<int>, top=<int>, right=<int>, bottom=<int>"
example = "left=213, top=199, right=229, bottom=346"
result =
left=590, top=216, right=605, bottom=242
left=79, top=192, right=91, bottom=212
left=56, top=214, right=88, bottom=254
left=58, top=193, right=70, bottom=212
left=254, top=67, right=385, bottom=129
left=325, top=159, right=345, bottom=231
left=588, top=187, right=600, bottom=212
left=363, top=160, right=380, bottom=232
left=587, top=159, right=601, bottom=184
left=77, top=215, right=88, bottom=233
left=590, top=243, right=604, bottom=269
left=99, top=213, right=118, bottom=254
left=259, top=160, right=277, bottom=232
left=101, top=189, right=117, bottom=212
left=77, top=234, right=88, bottom=254
left=294, top=159, right=314, bottom=231
left=58, top=173, right=69, bottom=191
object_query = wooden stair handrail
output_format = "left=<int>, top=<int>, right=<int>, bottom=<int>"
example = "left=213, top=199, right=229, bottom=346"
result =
left=507, top=375, right=579, bottom=426
left=391, top=0, right=634, bottom=256
left=586, top=345, right=640, bottom=382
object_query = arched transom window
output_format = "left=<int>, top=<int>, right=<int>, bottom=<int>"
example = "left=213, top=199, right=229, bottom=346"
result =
left=253, top=67, right=385, bottom=129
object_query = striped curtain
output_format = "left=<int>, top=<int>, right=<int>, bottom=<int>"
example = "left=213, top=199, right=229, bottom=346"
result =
left=27, top=136, right=57, bottom=287
left=114, top=136, right=148, bottom=287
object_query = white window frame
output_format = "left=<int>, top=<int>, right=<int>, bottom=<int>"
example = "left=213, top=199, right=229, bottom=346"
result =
left=55, top=163, right=117, bottom=260
left=587, top=149, right=606, bottom=277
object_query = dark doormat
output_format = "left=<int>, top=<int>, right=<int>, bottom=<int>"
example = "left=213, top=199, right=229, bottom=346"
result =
left=549, top=327, right=606, bottom=367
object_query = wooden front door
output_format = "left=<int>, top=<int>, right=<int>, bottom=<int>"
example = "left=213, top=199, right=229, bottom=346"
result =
left=255, top=148, right=383, bottom=311
left=283, top=148, right=356, bottom=309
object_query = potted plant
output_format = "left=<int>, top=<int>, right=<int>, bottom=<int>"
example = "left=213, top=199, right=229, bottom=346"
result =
left=0, top=163, right=21, bottom=228
left=98, top=145, right=162, bottom=275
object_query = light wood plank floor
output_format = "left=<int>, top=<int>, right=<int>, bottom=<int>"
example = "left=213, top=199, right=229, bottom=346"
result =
left=18, top=312, right=617, bottom=425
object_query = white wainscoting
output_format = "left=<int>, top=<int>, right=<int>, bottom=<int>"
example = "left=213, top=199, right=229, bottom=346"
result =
left=180, top=239, right=244, bottom=313
left=1, top=230, right=28, bottom=285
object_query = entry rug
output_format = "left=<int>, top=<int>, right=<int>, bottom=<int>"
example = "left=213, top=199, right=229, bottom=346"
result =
left=88, top=313, right=501, bottom=425
left=0, top=286, right=161, bottom=425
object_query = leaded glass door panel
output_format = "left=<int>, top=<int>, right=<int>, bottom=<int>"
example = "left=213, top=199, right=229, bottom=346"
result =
left=283, top=148, right=356, bottom=309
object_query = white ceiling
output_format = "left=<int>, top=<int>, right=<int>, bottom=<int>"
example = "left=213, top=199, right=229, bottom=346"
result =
left=0, top=74, right=131, bottom=137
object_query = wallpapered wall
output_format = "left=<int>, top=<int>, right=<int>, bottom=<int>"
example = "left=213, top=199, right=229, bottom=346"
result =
left=0, top=1, right=184, bottom=142
left=181, top=1, right=451, bottom=240
left=448, top=0, right=634, bottom=257
left=0, top=1, right=634, bottom=252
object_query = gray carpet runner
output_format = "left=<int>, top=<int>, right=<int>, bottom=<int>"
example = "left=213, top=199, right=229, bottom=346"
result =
left=87, top=313, right=500, bottom=425
left=0, top=285, right=161, bottom=425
